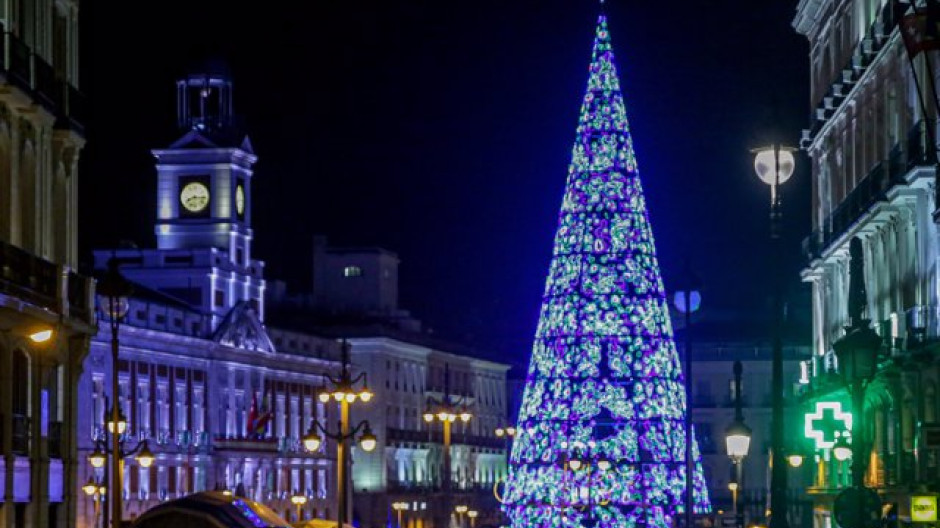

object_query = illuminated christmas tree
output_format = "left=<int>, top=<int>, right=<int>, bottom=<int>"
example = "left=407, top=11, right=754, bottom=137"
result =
left=502, top=14, right=711, bottom=528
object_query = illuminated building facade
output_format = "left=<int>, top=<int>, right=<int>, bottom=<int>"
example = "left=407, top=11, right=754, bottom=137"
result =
left=677, top=316, right=812, bottom=528
left=75, top=67, right=342, bottom=527
left=0, top=1, right=95, bottom=527
left=794, top=1, right=940, bottom=526
left=269, top=241, right=512, bottom=528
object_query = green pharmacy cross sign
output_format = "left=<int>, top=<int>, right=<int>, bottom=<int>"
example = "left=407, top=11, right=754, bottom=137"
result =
left=804, top=401, right=853, bottom=449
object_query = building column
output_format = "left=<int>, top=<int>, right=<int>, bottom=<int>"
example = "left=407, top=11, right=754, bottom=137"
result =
left=30, top=343, right=50, bottom=528
left=1, top=334, right=13, bottom=528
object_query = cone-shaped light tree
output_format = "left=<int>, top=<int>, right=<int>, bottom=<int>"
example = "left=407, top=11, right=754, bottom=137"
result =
left=502, top=15, right=711, bottom=528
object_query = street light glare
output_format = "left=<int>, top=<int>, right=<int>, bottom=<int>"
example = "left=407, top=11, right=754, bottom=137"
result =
left=787, top=454, right=804, bottom=468
left=29, top=329, right=53, bottom=343
left=753, top=147, right=796, bottom=186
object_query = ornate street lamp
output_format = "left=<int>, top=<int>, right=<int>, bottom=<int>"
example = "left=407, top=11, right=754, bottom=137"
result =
left=95, top=258, right=133, bottom=528
left=832, top=237, right=882, bottom=495
left=725, top=361, right=751, bottom=528
left=673, top=260, right=702, bottom=528
left=302, top=339, right=373, bottom=528
left=753, top=144, right=796, bottom=528
left=83, top=477, right=107, bottom=528
left=392, top=501, right=409, bottom=528
left=290, top=491, right=308, bottom=521
left=424, top=364, right=473, bottom=527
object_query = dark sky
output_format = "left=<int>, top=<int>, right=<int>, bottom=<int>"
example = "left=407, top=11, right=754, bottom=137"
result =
left=80, top=1, right=811, bottom=363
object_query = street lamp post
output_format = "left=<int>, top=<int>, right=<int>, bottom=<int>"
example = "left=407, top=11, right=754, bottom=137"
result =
left=290, top=491, right=308, bottom=521
left=454, top=504, right=468, bottom=528
left=87, top=394, right=155, bottom=528
left=673, top=261, right=702, bottom=527
left=95, top=259, right=137, bottom=528
left=725, top=360, right=752, bottom=528
left=391, top=501, right=409, bottom=528
left=302, top=340, right=375, bottom=528
left=423, top=365, right=472, bottom=527
left=83, top=477, right=107, bottom=528
left=753, top=144, right=796, bottom=528
left=832, top=237, right=882, bottom=528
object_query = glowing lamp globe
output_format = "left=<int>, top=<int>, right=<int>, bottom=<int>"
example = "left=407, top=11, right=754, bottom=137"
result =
left=568, top=457, right=583, bottom=471
left=359, top=387, right=374, bottom=403
left=317, top=393, right=330, bottom=403
left=302, top=430, right=323, bottom=452
left=291, top=494, right=307, bottom=506
left=423, top=412, right=434, bottom=423
left=82, top=477, right=98, bottom=496
left=787, top=453, right=804, bottom=468
left=725, top=420, right=752, bottom=460
left=106, top=409, right=128, bottom=435
left=344, top=393, right=356, bottom=403
left=596, top=457, right=612, bottom=472
left=673, top=290, right=702, bottom=314
left=833, top=437, right=852, bottom=461
left=753, top=147, right=796, bottom=187
left=135, top=441, right=155, bottom=468
left=88, top=446, right=106, bottom=469
left=506, top=426, right=516, bottom=436
left=359, top=426, right=377, bottom=452
left=495, top=427, right=505, bottom=437
left=459, top=412, right=472, bottom=423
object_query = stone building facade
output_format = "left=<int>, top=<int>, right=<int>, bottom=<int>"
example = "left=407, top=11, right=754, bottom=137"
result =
left=0, top=1, right=94, bottom=527
left=794, top=1, right=940, bottom=526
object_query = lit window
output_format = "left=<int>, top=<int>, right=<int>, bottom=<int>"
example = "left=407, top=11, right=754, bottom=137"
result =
left=343, top=266, right=362, bottom=277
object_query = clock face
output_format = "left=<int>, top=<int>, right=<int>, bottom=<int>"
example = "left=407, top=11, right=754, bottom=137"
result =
left=180, top=182, right=210, bottom=213
left=235, top=184, right=245, bottom=216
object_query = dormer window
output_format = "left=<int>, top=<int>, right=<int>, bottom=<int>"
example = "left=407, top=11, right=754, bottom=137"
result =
left=343, top=266, right=362, bottom=278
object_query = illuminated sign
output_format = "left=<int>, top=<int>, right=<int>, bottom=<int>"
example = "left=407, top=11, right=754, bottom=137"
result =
left=804, top=401, right=852, bottom=449
left=912, top=495, right=938, bottom=523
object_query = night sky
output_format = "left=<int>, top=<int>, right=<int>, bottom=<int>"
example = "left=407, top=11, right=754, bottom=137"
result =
left=79, top=1, right=810, bottom=363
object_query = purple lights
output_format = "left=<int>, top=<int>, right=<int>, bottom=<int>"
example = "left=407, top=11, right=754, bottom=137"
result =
left=502, top=15, right=711, bottom=528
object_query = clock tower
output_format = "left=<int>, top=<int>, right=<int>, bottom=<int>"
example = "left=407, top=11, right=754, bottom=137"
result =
left=95, top=64, right=266, bottom=328
left=154, top=67, right=255, bottom=259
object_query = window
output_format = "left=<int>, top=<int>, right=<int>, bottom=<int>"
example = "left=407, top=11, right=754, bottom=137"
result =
left=343, top=266, right=362, bottom=277
left=214, top=290, right=224, bottom=307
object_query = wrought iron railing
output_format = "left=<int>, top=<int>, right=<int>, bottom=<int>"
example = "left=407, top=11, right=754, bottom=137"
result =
left=0, top=24, right=86, bottom=130
left=0, top=239, right=93, bottom=323
left=803, top=120, right=930, bottom=261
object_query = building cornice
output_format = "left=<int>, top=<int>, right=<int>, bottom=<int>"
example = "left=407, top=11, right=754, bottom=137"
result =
left=793, top=0, right=830, bottom=36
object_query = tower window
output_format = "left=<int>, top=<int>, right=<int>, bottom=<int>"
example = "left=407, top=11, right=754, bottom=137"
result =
left=343, top=266, right=362, bottom=278
left=214, top=290, right=224, bottom=307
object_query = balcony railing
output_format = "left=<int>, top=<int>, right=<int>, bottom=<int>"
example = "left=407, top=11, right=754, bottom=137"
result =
left=803, top=121, right=929, bottom=261
left=0, top=241, right=57, bottom=310
left=0, top=25, right=85, bottom=131
left=0, top=239, right=93, bottom=323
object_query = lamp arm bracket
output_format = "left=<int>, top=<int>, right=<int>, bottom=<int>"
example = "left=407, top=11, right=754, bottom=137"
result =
left=349, top=420, right=370, bottom=436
